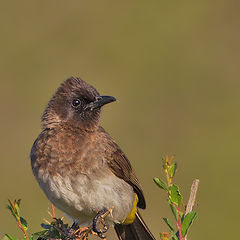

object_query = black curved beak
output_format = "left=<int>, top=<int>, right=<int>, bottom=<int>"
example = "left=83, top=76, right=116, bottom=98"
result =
left=87, top=95, right=116, bottom=110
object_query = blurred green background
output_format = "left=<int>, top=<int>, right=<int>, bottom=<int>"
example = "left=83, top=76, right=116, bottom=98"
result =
left=0, top=1, right=239, bottom=239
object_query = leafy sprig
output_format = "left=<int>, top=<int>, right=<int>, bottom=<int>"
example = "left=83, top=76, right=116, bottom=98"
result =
left=154, top=155, right=199, bottom=240
left=4, top=199, right=47, bottom=240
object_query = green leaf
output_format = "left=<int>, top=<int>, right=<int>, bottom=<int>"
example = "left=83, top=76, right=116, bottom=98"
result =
left=169, top=202, right=178, bottom=221
left=4, top=234, right=18, bottom=240
left=169, top=184, right=182, bottom=206
left=41, top=223, right=52, bottom=230
left=153, top=178, right=168, bottom=191
left=20, top=217, right=28, bottom=231
left=7, top=200, right=15, bottom=210
left=31, top=231, right=48, bottom=240
left=14, top=200, right=20, bottom=217
left=171, top=234, right=178, bottom=240
left=162, top=162, right=167, bottom=170
left=2, top=236, right=9, bottom=240
left=163, top=218, right=174, bottom=231
left=6, top=201, right=18, bottom=221
left=6, top=205, right=17, bottom=220
left=168, top=163, right=177, bottom=178
left=16, top=199, right=21, bottom=207
left=169, top=202, right=183, bottom=221
left=181, top=211, right=197, bottom=236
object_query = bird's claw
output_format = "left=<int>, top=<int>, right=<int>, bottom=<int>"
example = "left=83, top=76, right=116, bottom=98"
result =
left=92, top=207, right=114, bottom=239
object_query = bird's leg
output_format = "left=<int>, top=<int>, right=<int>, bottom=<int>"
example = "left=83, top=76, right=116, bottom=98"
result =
left=70, top=221, right=94, bottom=240
left=92, top=207, right=114, bottom=239
left=92, top=210, right=109, bottom=238
left=75, top=226, right=92, bottom=240
left=74, top=207, right=114, bottom=239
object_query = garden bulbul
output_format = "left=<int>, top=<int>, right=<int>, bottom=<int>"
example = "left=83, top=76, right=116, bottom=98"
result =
left=30, top=77, right=155, bottom=240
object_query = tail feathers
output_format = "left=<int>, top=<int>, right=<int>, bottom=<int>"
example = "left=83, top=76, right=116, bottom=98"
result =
left=114, top=211, right=155, bottom=240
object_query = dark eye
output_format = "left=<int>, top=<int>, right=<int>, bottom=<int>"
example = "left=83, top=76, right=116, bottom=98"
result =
left=72, top=98, right=81, bottom=107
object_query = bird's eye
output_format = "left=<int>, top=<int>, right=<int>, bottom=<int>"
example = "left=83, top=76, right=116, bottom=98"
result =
left=72, top=98, right=81, bottom=107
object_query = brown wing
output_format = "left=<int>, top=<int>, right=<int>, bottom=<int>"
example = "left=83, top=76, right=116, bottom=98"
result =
left=98, top=126, right=146, bottom=209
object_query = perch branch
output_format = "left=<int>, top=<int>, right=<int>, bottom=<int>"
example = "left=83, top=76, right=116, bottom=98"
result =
left=184, top=179, right=199, bottom=240
left=185, top=179, right=199, bottom=215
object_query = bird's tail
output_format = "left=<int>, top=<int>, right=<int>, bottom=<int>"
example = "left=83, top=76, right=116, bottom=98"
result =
left=114, top=211, right=155, bottom=240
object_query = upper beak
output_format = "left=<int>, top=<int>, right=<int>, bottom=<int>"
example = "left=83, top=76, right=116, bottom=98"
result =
left=87, top=95, right=116, bottom=110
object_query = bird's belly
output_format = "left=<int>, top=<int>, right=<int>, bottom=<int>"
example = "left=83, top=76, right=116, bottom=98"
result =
left=36, top=168, right=135, bottom=225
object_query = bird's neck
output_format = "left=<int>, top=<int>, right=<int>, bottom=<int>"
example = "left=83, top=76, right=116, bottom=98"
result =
left=44, top=121, right=99, bottom=135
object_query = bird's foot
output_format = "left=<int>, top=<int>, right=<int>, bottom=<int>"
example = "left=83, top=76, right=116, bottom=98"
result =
left=92, top=207, right=114, bottom=239
left=74, top=226, right=92, bottom=240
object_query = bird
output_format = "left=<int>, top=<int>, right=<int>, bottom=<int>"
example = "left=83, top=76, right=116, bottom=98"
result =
left=30, top=77, right=155, bottom=240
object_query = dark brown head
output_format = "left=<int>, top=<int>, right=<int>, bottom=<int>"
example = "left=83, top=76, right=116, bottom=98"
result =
left=41, top=77, right=116, bottom=130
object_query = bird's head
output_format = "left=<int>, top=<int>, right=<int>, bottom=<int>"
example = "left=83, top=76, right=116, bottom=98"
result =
left=41, top=77, right=116, bottom=130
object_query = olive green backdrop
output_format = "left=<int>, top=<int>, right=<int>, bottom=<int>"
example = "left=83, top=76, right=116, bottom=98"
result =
left=0, top=1, right=239, bottom=239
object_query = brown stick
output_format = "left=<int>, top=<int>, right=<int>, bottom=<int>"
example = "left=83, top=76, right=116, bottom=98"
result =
left=185, top=179, right=200, bottom=215
left=184, top=179, right=199, bottom=240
